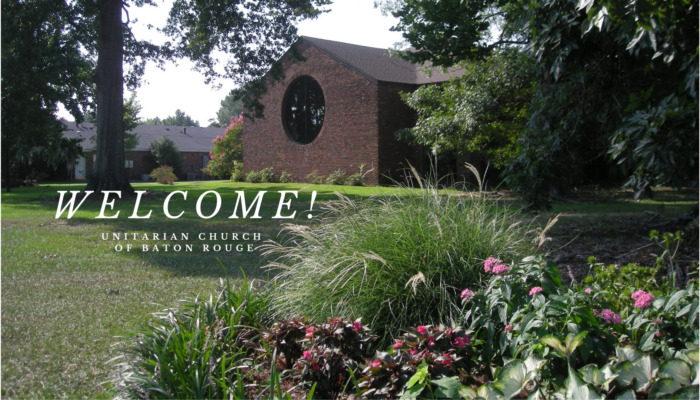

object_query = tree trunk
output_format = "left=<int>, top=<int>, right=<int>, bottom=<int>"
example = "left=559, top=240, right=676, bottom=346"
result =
left=87, top=0, right=134, bottom=195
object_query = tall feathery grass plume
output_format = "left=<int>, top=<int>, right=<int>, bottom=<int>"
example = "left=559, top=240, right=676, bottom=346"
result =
left=260, top=166, right=536, bottom=342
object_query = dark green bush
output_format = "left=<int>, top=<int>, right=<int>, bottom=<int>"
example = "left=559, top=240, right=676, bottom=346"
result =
left=325, top=169, right=346, bottom=185
left=259, top=167, right=277, bottom=183
left=245, top=170, right=261, bottom=183
left=229, top=162, right=244, bottom=182
left=279, top=171, right=293, bottom=183
left=149, top=135, right=183, bottom=176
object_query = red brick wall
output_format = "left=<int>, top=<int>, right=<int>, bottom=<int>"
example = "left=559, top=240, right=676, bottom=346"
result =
left=242, top=42, right=381, bottom=184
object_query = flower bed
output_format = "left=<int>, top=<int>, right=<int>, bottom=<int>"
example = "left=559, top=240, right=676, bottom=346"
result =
left=113, top=255, right=698, bottom=399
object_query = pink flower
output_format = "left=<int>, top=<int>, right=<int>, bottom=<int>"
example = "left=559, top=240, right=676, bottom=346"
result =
left=529, top=287, right=543, bottom=296
left=303, top=350, right=312, bottom=361
left=460, top=288, right=474, bottom=302
left=441, top=353, right=452, bottom=366
left=410, top=348, right=419, bottom=355
left=446, top=328, right=453, bottom=337
left=452, top=336, right=466, bottom=347
left=654, top=318, right=663, bottom=324
left=492, top=263, right=510, bottom=275
left=393, top=340, right=404, bottom=349
left=305, top=326, right=314, bottom=337
left=484, top=257, right=500, bottom=273
left=353, top=321, right=362, bottom=331
left=585, top=288, right=592, bottom=294
left=504, top=324, right=513, bottom=333
left=428, top=336, right=436, bottom=347
left=417, top=326, right=428, bottom=335
left=311, top=363, right=320, bottom=371
left=463, top=335, right=470, bottom=344
left=655, top=330, right=661, bottom=337
left=631, top=290, right=654, bottom=308
left=599, top=309, right=622, bottom=324
left=371, top=360, right=381, bottom=368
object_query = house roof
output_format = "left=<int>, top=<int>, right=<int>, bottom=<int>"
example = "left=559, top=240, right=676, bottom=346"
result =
left=61, top=121, right=223, bottom=153
left=301, top=36, right=463, bottom=85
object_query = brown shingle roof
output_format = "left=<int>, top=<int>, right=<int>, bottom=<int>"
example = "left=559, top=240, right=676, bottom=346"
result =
left=62, top=121, right=223, bottom=152
left=301, top=36, right=463, bottom=85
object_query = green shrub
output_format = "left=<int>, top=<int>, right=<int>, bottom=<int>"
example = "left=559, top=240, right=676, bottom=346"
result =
left=305, top=170, right=324, bottom=184
left=149, top=135, right=183, bottom=176
left=261, top=185, right=533, bottom=342
left=325, top=169, right=346, bottom=185
left=229, top=162, right=244, bottom=182
left=113, top=275, right=271, bottom=398
left=259, top=167, right=277, bottom=183
left=279, top=171, right=293, bottom=183
left=345, top=173, right=364, bottom=186
left=149, top=165, right=178, bottom=185
left=245, top=170, right=261, bottom=183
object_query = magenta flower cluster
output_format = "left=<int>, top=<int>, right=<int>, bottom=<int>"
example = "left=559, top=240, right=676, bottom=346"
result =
left=631, top=290, right=654, bottom=308
left=460, top=288, right=474, bottom=303
left=594, top=309, right=622, bottom=324
left=529, top=287, right=543, bottom=296
left=484, top=257, right=509, bottom=275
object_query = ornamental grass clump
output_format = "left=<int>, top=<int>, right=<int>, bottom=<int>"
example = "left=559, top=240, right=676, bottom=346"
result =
left=261, top=180, right=534, bottom=341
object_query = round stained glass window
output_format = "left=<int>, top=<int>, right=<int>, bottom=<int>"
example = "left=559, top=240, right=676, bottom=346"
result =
left=282, top=76, right=325, bottom=144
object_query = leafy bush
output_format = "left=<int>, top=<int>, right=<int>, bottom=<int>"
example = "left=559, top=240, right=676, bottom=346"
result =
left=149, top=135, right=183, bottom=176
left=345, top=173, right=363, bottom=186
left=261, top=186, right=533, bottom=341
left=279, top=171, right=293, bottom=183
left=229, top=162, right=244, bottom=182
left=150, top=165, right=178, bottom=185
left=325, top=169, right=346, bottom=185
left=245, top=170, right=261, bottom=183
left=305, top=170, right=324, bottom=184
left=204, top=116, right=243, bottom=179
left=583, top=260, right=670, bottom=314
left=259, top=167, right=277, bottom=183
left=113, top=275, right=271, bottom=398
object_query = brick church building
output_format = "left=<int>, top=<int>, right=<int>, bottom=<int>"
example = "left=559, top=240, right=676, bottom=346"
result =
left=241, top=37, right=463, bottom=185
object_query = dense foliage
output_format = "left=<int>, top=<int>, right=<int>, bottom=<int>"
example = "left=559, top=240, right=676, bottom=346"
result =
left=149, top=136, right=184, bottom=177
left=203, top=116, right=243, bottom=179
left=260, top=187, right=533, bottom=340
left=214, top=91, right=244, bottom=127
left=399, top=49, right=535, bottom=169
left=389, top=0, right=698, bottom=209
left=150, top=165, right=178, bottom=185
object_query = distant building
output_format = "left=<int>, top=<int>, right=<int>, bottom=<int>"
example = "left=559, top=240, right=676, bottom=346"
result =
left=242, top=36, right=464, bottom=185
left=62, top=121, right=223, bottom=180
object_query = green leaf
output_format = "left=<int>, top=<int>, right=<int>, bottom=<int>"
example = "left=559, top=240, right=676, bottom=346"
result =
left=616, top=346, right=642, bottom=362
left=433, top=377, right=462, bottom=399
left=566, top=331, right=589, bottom=354
left=648, top=377, right=681, bottom=399
left=664, top=290, right=687, bottom=312
left=566, top=366, right=605, bottom=400
left=640, top=330, right=657, bottom=352
left=524, top=354, right=545, bottom=374
left=541, top=336, right=567, bottom=357
left=658, top=359, right=692, bottom=386
left=616, top=355, right=658, bottom=391
left=400, top=383, right=425, bottom=400
left=579, top=364, right=603, bottom=386
left=459, top=386, right=478, bottom=399
left=614, top=388, right=636, bottom=399
left=657, top=385, right=700, bottom=400
left=477, top=383, right=505, bottom=400
left=493, top=360, right=528, bottom=399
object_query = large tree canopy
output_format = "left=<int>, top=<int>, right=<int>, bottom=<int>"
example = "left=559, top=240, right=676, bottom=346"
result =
left=388, top=0, right=698, bottom=209
left=2, top=0, right=330, bottom=193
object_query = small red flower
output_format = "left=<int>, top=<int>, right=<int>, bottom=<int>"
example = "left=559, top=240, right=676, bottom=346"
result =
left=393, top=340, right=404, bottom=349
left=311, top=363, right=320, bottom=370
left=417, top=326, right=428, bottom=335
left=305, top=326, right=314, bottom=337
left=441, top=353, right=452, bottom=366
left=303, top=350, right=312, bottom=361
left=353, top=321, right=362, bottom=331
left=371, top=360, right=381, bottom=368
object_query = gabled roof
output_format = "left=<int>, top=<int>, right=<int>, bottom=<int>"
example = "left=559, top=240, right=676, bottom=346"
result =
left=301, top=36, right=463, bottom=85
left=61, top=121, right=223, bottom=153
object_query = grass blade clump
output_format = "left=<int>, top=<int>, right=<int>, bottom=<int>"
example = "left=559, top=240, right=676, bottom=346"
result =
left=262, top=181, right=534, bottom=342
left=111, top=272, right=271, bottom=398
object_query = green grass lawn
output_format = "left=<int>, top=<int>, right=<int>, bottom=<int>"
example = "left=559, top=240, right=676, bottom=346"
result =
left=1, top=181, right=696, bottom=398
left=0, top=181, right=399, bottom=398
